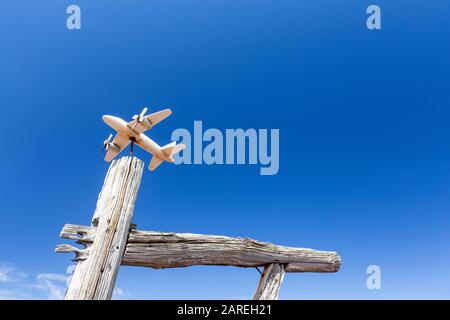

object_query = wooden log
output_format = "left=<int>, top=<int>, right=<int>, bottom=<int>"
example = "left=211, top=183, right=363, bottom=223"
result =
left=253, top=264, right=285, bottom=300
left=57, top=224, right=341, bottom=273
left=63, top=157, right=144, bottom=300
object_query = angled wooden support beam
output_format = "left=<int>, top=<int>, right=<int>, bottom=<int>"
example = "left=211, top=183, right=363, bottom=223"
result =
left=253, top=264, right=285, bottom=300
left=62, top=157, right=144, bottom=300
left=57, top=224, right=341, bottom=273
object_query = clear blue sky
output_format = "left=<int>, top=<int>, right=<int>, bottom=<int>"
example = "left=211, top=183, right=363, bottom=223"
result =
left=1, top=1, right=450, bottom=299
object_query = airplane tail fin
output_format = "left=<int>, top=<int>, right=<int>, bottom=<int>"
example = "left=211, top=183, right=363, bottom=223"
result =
left=161, top=142, right=186, bottom=159
left=148, top=142, right=185, bottom=171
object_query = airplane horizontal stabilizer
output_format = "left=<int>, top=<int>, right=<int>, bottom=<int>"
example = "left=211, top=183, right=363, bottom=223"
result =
left=149, top=156, right=164, bottom=171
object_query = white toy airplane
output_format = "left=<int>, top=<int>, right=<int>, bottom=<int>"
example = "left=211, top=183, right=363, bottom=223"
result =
left=101, top=107, right=185, bottom=171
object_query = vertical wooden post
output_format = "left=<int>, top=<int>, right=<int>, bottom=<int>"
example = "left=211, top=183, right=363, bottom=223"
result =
left=253, top=263, right=285, bottom=300
left=64, top=156, right=144, bottom=300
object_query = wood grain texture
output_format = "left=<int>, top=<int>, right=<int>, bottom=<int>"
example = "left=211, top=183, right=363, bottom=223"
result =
left=58, top=224, right=341, bottom=273
left=253, top=264, right=285, bottom=300
left=62, top=157, right=144, bottom=300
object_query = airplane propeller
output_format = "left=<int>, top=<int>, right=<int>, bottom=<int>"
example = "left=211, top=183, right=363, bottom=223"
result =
left=101, top=133, right=113, bottom=154
left=131, top=107, right=148, bottom=130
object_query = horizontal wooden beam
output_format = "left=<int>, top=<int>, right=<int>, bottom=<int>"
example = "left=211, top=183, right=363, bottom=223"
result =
left=57, top=224, right=341, bottom=273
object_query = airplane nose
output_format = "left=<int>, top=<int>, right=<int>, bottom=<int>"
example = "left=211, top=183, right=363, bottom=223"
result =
left=102, top=115, right=116, bottom=128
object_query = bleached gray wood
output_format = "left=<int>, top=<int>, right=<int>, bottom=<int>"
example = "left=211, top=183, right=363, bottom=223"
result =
left=57, top=224, right=341, bottom=273
left=63, top=157, right=144, bottom=300
left=253, top=264, right=285, bottom=300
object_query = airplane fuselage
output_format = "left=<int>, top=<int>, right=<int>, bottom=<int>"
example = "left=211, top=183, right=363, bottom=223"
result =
left=102, top=115, right=172, bottom=162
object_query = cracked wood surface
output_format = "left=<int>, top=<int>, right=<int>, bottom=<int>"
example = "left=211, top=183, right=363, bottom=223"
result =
left=57, top=224, right=341, bottom=273
left=253, top=263, right=285, bottom=300
left=62, top=157, right=144, bottom=300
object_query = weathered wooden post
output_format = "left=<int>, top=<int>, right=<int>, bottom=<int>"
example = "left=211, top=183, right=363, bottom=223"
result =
left=57, top=156, right=341, bottom=300
left=253, top=264, right=285, bottom=300
left=62, top=156, right=144, bottom=300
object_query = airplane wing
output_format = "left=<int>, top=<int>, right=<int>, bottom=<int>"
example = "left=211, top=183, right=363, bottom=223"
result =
left=127, top=108, right=172, bottom=134
left=104, top=134, right=130, bottom=162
